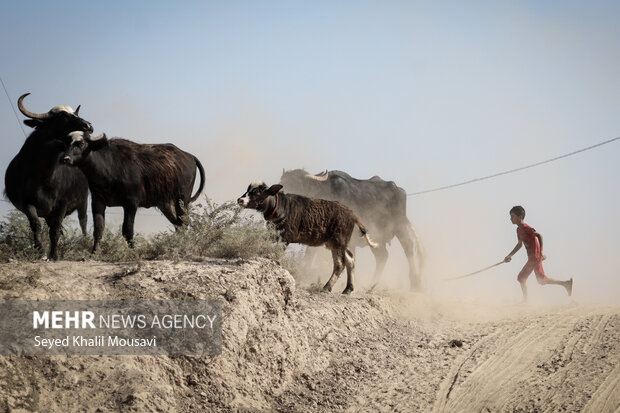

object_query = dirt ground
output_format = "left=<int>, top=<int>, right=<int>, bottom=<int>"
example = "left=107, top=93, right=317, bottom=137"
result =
left=0, top=259, right=618, bottom=412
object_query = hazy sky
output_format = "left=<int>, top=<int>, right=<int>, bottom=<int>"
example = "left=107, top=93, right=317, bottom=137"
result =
left=1, top=1, right=618, bottom=302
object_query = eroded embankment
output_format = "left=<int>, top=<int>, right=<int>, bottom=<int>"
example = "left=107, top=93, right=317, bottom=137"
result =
left=0, top=258, right=462, bottom=412
left=0, top=258, right=309, bottom=411
left=0, top=260, right=618, bottom=412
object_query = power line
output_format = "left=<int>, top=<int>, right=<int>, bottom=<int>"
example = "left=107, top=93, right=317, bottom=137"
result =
left=0, top=75, right=27, bottom=138
left=407, top=136, right=620, bottom=196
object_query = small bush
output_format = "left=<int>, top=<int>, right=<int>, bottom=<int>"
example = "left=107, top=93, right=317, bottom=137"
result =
left=0, top=211, right=48, bottom=261
left=0, top=197, right=286, bottom=264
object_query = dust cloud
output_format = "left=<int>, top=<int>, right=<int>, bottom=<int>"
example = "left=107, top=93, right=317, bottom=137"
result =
left=26, top=103, right=616, bottom=313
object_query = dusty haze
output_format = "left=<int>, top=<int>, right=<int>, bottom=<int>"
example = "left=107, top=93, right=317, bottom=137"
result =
left=1, top=1, right=618, bottom=308
left=12, top=116, right=614, bottom=308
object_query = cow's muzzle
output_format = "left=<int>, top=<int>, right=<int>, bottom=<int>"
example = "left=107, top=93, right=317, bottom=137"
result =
left=237, top=197, right=248, bottom=207
left=62, top=156, right=73, bottom=165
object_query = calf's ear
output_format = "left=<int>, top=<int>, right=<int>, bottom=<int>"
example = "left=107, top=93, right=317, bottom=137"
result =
left=266, top=184, right=283, bottom=195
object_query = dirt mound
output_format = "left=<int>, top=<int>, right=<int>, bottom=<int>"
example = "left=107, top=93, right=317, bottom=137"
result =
left=0, top=259, right=618, bottom=412
left=0, top=258, right=309, bottom=411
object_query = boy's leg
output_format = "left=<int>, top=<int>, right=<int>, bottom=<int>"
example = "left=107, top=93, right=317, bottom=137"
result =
left=540, top=278, right=573, bottom=296
left=520, top=281, right=528, bottom=301
left=518, top=262, right=534, bottom=302
left=534, top=261, right=573, bottom=296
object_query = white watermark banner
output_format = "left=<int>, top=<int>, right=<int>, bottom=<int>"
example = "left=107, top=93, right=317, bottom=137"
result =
left=0, top=300, right=222, bottom=355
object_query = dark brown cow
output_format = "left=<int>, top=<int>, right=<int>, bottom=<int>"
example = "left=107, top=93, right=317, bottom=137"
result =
left=61, top=131, right=205, bottom=252
left=237, top=182, right=377, bottom=294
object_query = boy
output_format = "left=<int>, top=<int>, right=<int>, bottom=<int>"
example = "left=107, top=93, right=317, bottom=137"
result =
left=504, top=205, right=573, bottom=301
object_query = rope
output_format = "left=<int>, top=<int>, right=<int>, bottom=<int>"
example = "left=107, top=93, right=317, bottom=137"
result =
left=0, top=75, right=27, bottom=138
left=443, top=261, right=504, bottom=281
left=408, top=136, right=620, bottom=196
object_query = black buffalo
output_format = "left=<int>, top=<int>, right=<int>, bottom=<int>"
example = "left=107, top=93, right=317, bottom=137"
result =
left=280, top=169, right=424, bottom=290
left=4, top=93, right=92, bottom=260
left=61, top=131, right=205, bottom=251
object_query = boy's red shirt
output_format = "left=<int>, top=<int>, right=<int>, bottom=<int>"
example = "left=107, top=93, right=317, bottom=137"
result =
left=517, top=223, right=540, bottom=259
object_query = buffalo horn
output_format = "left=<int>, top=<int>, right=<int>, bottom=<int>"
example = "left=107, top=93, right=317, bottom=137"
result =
left=17, top=93, right=52, bottom=120
left=75, top=105, right=81, bottom=115
left=305, top=170, right=329, bottom=181
left=86, top=133, right=107, bottom=142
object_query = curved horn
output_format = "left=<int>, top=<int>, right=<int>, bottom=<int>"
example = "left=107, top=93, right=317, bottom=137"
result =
left=17, top=93, right=52, bottom=120
left=305, top=170, right=329, bottom=181
left=86, top=133, right=107, bottom=142
left=75, top=105, right=81, bottom=115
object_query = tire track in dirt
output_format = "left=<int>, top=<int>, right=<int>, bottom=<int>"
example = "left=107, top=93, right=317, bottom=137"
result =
left=433, top=307, right=620, bottom=412
left=584, top=362, right=620, bottom=413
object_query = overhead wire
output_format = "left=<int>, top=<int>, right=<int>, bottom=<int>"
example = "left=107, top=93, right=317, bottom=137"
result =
left=0, top=75, right=27, bottom=138
left=407, top=136, right=620, bottom=196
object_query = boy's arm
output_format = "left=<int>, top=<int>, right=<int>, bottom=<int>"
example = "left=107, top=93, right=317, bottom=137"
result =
left=504, top=240, right=522, bottom=262
left=534, top=232, right=546, bottom=260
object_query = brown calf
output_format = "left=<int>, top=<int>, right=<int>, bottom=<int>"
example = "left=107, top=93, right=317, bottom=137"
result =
left=237, top=182, right=377, bottom=294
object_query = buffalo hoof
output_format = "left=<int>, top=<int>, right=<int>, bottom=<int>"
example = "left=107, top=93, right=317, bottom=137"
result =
left=410, top=280, right=424, bottom=292
left=342, top=285, right=354, bottom=295
left=321, top=285, right=332, bottom=293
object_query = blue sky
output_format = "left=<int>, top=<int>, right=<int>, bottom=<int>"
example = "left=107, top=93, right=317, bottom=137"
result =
left=1, top=1, right=619, bottom=302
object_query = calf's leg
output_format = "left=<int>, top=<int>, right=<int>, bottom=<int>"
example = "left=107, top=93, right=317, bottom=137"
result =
left=342, top=249, right=355, bottom=294
left=322, top=248, right=346, bottom=293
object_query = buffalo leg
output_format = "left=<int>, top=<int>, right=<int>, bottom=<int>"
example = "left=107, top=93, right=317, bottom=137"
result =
left=174, top=199, right=189, bottom=226
left=322, top=249, right=345, bottom=293
left=122, top=203, right=138, bottom=247
left=45, top=207, right=66, bottom=261
left=77, top=199, right=88, bottom=236
left=160, top=201, right=183, bottom=227
left=342, top=249, right=356, bottom=294
left=396, top=225, right=421, bottom=291
left=369, top=243, right=388, bottom=285
left=92, top=198, right=106, bottom=253
left=24, top=205, right=43, bottom=255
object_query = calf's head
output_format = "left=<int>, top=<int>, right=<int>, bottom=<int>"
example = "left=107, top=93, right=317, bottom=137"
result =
left=18, top=93, right=94, bottom=135
left=237, top=182, right=283, bottom=211
left=62, top=131, right=108, bottom=165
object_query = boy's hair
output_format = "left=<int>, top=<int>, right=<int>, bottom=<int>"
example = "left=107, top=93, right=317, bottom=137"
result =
left=510, top=205, right=525, bottom=218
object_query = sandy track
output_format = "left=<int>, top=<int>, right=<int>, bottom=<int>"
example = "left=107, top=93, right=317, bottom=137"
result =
left=432, top=306, right=619, bottom=412
left=277, top=294, right=619, bottom=413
